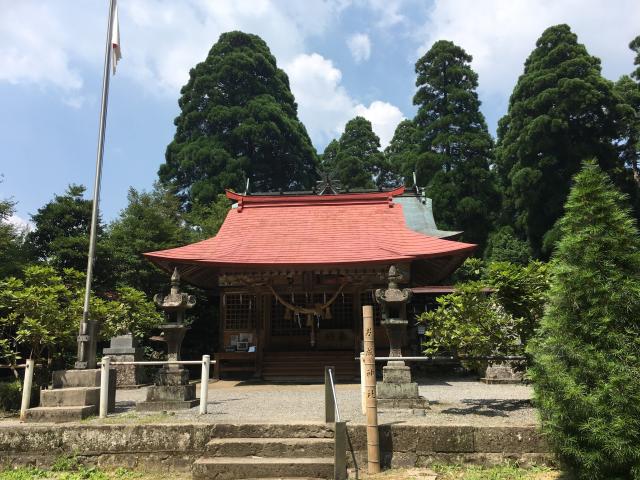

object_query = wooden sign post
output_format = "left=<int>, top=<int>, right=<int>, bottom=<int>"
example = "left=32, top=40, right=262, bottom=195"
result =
left=362, top=305, right=380, bottom=474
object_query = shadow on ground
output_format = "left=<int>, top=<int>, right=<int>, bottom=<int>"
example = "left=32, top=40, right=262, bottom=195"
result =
left=440, top=398, right=532, bottom=417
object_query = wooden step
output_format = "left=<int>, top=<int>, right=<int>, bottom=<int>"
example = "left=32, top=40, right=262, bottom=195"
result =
left=192, top=456, right=333, bottom=480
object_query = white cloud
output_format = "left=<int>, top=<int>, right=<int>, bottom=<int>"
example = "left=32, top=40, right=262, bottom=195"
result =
left=416, top=0, right=640, bottom=104
left=7, top=214, right=31, bottom=232
left=285, top=53, right=404, bottom=148
left=1, top=0, right=404, bottom=148
left=355, top=101, right=405, bottom=148
left=0, top=3, right=85, bottom=91
left=347, top=33, right=372, bottom=63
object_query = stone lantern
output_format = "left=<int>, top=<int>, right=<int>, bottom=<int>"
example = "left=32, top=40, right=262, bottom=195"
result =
left=375, top=265, right=429, bottom=412
left=137, top=268, right=198, bottom=411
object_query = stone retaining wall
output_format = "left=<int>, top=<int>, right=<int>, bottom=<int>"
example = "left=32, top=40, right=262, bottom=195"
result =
left=0, top=422, right=552, bottom=471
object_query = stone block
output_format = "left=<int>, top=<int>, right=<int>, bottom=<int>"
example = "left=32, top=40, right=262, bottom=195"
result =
left=40, top=387, right=99, bottom=407
left=53, top=369, right=100, bottom=388
left=107, top=334, right=138, bottom=349
left=23, top=406, right=97, bottom=423
left=156, top=367, right=190, bottom=386
left=473, top=426, right=548, bottom=453
left=382, top=365, right=412, bottom=384
left=135, top=399, right=198, bottom=412
left=377, top=381, right=419, bottom=399
left=416, top=426, right=475, bottom=453
left=103, top=353, right=146, bottom=387
left=145, top=384, right=195, bottom=402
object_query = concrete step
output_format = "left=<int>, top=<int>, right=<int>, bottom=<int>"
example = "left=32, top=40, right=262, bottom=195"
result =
left=192, top=456, right=333, bottom=480
left=208, top=423, right=334, bottom=439
left=23, top=405, right=97, bottom=423
left=206, top=437, right=334, bottom=458
left=52, top=369, right=101, bottom=388
left=40, top=387, right=100, bottom=407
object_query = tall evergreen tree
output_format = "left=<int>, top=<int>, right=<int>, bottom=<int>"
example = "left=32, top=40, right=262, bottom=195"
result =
left=0, top=196, right=26, bottom=278
left=159, top=31, right=318, bottom=207
left=385, top=119, right=420, bottom=186
left=106, top=183, right=195, bottom=295
left=321, top=116, right=393, bottom=189
left=496, top=24, right=637, bottom=257
left=413, top=40, right=498, bottom=246
left=615, top=75, right=640, bottom=183
left=630, top=35, right=640, bottom=81
left=528, top=161, right=640, bottom=479
left=25, top=185, right=113, bottom=288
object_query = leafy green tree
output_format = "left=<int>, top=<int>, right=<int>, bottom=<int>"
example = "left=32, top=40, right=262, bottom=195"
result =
left=185, top=193, right=231, bottom=241
left=97, top=287, right=162, bottom=340
left=420, top=281, right=520, bottom=369
left=322, top=116, right=395, bottom=189
left=0, top=265, right=161, bottom=367
left=413, top=40, right=499, bottom=246
left=484, top=226, right=532, bottom=265
left=106, top=184, right=194, bottom=295
left=24, top=185, right=113, bottom=288
left=630, top=35, right=640, bottom=81
left=420, top=260, right=548, bottom=365
left=319, top=139, right=339, bottom=170
left=0, top=196, right=26, bottom=278
left=385, top=119, right=420, bottom=185
left=496, top=25, right=637, bottom=257
left=615, top=75, right=640, bottom=183
left=528, top=162, right=640, bottom=479
left=0, top=266, right=80, bottom=363
left=159, top=31, right=318, bottom=207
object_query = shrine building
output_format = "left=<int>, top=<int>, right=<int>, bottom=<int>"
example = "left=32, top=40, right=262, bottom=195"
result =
left=144, top=185, right=476, bottom=380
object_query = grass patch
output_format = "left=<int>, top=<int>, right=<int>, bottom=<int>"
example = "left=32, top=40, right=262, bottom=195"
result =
left=432, top=463, right=559, bottom=480
left=360, top=463, right=561, bottom=479
left=0, top=465, right=186, bottom=480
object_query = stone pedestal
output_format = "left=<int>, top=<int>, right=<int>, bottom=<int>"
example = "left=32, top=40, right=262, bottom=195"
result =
left=376, top=319, right=429, bottom=413
left=103, top=334, right=146, bottom=387
left=24, top=368, right=117, bottom=422
left=136, top=324, right=197, bottom=411
left=481, top=361, right=525, bottom=384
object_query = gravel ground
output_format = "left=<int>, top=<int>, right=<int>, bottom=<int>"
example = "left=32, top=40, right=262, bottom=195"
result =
left=110, top=377, right=536, bottom=426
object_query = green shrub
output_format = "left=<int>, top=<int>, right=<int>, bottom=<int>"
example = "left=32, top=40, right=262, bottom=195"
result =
left=528, top=162, right=640, bottom=479
left=0, top=380, right=22, bottom=411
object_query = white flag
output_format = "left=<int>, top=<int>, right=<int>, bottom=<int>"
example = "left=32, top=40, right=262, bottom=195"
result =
left=111, top=3, right=122, bottom=74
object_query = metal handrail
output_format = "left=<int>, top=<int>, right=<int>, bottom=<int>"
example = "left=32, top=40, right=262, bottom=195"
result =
left=327, top=367, right=341, bottom=422
left=355, top=355, right=527, bottom=362
left=108, top=360, right=214, bottom=366
left=324, top=366, right=347, bottom=480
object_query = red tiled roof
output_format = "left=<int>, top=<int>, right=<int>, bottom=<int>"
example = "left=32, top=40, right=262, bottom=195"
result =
left=143, top=186, right=476, bottom=268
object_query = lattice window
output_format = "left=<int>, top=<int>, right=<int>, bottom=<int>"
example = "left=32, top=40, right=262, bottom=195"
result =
left=271, top=294, right=311, bottom=336
left=360, top=290, right=382, bottom=326
left=320, top=292, right=353, bottom=329
left=223, top=294, right=257, bottom=330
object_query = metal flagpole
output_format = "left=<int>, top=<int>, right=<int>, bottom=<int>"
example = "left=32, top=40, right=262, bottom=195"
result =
left=75, top=0, right=117, bottom=369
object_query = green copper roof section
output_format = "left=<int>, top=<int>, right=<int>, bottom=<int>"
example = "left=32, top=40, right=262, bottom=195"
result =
left=395, top=192, right=462, bottom=239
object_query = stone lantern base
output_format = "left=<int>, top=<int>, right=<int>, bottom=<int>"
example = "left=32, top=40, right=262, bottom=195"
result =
left=136, top=324, right=197, bottom=411
left=377, top=362, right=430, bottom=413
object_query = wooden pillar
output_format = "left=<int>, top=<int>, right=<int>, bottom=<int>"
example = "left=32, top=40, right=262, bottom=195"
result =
left=363, top=305, right=380, bottom=474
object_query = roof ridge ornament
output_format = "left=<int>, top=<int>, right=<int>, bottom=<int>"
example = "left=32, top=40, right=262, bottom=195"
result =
left=316, top=170, right=341, bottom=195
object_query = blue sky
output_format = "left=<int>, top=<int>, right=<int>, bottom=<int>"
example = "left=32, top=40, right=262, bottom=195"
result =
left=1, top=0, right=639, bottom=227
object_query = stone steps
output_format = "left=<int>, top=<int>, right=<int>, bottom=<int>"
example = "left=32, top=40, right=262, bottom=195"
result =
left=194, top=423, right=337, bottom=480
left=192, top=456, right=333, bottom=480
left=24, top=368, right=116, bottom=423
left=205, top=437, right=334, bottom=458
left=40, top=387, right=100, bottom=407
left=23, top=405, right=97, bottom=423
